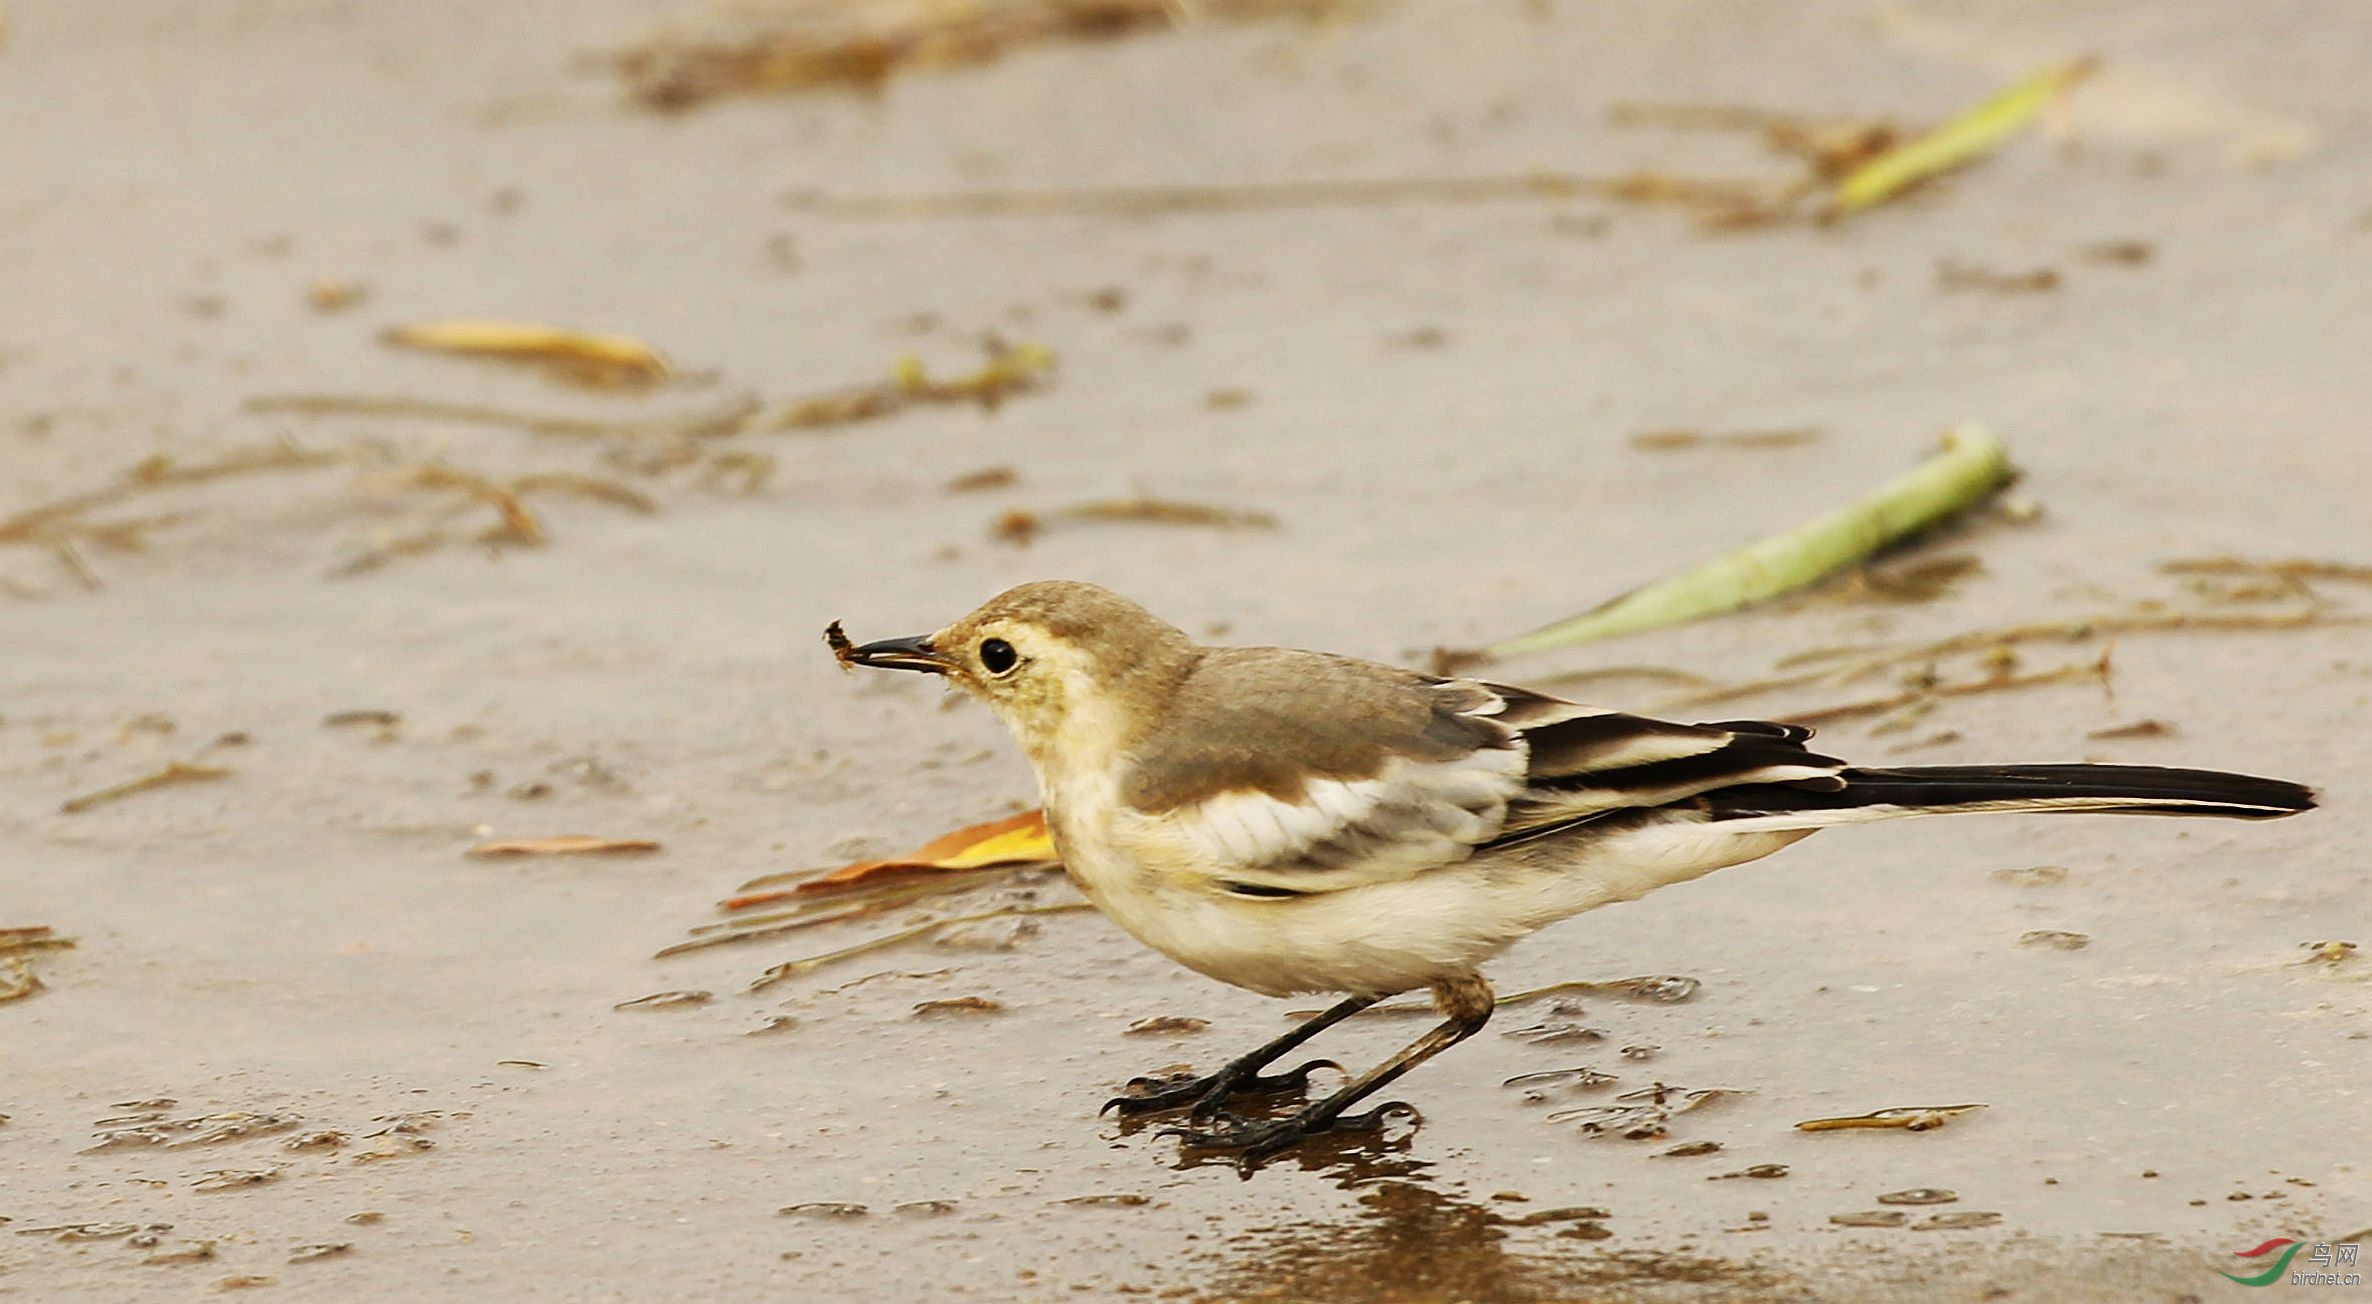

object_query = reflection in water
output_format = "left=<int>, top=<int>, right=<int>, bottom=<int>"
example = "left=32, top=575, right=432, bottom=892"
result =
left=1180, top=1143, right=1787, bottom=1304
left=1107, top=1086, right=1784, bottom=1302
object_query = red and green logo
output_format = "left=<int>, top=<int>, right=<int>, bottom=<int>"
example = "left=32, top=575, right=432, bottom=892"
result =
left=2223, top=1238, right=2310, bottom=1286
left=2220, top=1236, right=2363, bottom=1287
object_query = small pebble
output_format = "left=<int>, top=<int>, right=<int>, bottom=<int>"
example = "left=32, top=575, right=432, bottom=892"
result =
left=1876, top=1188, right=1958, bottom=1206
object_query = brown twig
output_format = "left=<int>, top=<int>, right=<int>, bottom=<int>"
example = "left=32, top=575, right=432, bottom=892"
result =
left=60, top=761, right=232, bottom=814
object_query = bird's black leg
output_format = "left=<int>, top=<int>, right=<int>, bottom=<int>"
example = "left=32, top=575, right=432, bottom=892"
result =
left=1104, top=993, right=1380, bottom=1119
left=1162, top=975, right=1495, bottom=1161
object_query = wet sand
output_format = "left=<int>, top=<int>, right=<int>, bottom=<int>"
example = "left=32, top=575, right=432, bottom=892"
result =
left=3, top=1, right=2367, bottom=1299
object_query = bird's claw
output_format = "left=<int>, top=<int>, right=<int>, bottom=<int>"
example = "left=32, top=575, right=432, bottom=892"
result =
left=1102, top=1057, right=1342, bottom=1119
left=1102, top=1069, right=1214, bottom=1117
left=1157, top=1100, right=1417, bottom=1162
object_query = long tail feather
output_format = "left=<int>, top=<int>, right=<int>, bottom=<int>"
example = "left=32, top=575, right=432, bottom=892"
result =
left=1705, top=763, right=2316, bottom=830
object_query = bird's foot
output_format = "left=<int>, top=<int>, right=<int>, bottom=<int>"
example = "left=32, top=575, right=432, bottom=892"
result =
left=1157, top=1100, right=1415, bottom=1162
left=1101, top=1058, right=1341, bottom=1119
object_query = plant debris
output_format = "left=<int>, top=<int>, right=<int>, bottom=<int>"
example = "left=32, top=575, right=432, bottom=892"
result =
left=745, top=902, right=1093, bottom=991
left=322, top=460, right=658, bottom=577
left=1990, top=865, right=2069, bottom=888
left=0, top=440, right=344, bottom=585
left=792, top=63, right=2085, bottom=232
left=1629, top=427, right=1821, bottom=452
left=1550, top=1084, right=1747, bottom=1140
left=2018, top=930, right=2092, bottom=951
left=735, top=809, right=1058, bottom=904
left=89, top=1110, right=300, bottom=1151
left=2161, top=556, right=2372, bottom=585
left=2300, top=940, right=2360, bottom=965
left=193, top=1167, right=282, bottom=1192
left=60, top=760, right=231, bottom=814
left=1663, top=601, right=2334, bottom=717
left=1053, top=1193, right=1152, bottom=1208
left=1107, top=1013, right=1210, bottom=1041
left=1, top=925, right=73, bottom=1002
left=1503, top=1067, right=1619, bottom=1103
left=912, top=996, right=1004, bottom=1017
left=16, top=1222, right=165, bottom=1241
left=992, top=495, right=1278, bottom=544
left=1937, top=259, right=2062, bottom=293
left=0, top=957, right=43, bottom=1003
left=778, top=1202, right=869, bottom=1219
left=1832, top=59, right=2099, bottom=215
left=1777, top=651, right=2113, bottom=727
left=657, top=873, right=1017, bottom=959
left=1472, top=426, right=2012, bottom=662
left=616, top=0, right=1359, bottom=111
left=1827, top=554, right=1987, bottom=606
left=2087, top=719, right=2172, bottom=739
left=612, top=990, right=713, bottom=1011
left=466, top=836, right=661, bottom=858
left=946, top=466, right=1018, bottom=492
left=1503, top=1021, right=1609, bottom=1046
left=248, top=392, right=762, bottom=442
left=777, top=340, right=1055, bottom=429
left=0, top=925, right=71, bottom=954
left=1797, top=1105, right=1987, bottom=1133
left=789, top=173, right=1608, bottom=220
left=308, top=278, right=366, bottom=312
left=1909, top=1211, right=2002, bottom=1231
left=382, top=319, right=669, bottom=388
left=2078, top=239, right=2154, bottom=265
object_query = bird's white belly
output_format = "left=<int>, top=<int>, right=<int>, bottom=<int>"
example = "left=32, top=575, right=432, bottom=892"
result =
left=1051, top=797, right=1542, bottom=998
left=1052, top=787, right=1819, bottom=999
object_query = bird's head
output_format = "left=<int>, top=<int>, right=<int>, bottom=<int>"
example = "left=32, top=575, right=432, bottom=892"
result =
left=834, top=580, right=1198, bottom=768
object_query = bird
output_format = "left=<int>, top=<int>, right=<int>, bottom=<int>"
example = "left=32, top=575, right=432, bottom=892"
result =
left=835, top=580, right=2316, bottom=1160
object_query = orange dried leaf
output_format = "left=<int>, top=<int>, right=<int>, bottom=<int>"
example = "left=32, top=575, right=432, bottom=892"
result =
left=795, top=810, right=1056, bottom=893
left=467, top=835, right=661, bottom=858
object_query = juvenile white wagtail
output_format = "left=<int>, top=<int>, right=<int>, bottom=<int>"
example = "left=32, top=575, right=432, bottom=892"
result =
left=839, top=581, right=2315, bottom=1159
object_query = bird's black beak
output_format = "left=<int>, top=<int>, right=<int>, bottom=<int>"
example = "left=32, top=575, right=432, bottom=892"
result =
left=837, top=631, right=952, bottom=675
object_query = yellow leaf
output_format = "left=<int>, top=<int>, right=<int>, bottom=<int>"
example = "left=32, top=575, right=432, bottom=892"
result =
left=383, top=320, right=668, bottom=386
left=1834, top=59, right=2098, bottom=214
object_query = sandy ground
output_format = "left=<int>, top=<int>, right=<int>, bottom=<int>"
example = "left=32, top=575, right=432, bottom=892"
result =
left=3, top=1, right=2369, bottom=1299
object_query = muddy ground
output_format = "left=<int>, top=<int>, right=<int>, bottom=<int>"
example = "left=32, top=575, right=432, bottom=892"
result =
left=3, top=1, right=2367, bottom=1300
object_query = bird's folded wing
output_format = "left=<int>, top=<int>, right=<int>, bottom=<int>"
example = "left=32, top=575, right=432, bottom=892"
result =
left=1490, top=685, right=1847, bottom=837
left=1130, top=676, right=1528, bottom=896
left=1161, top=744, right=1529, bottom=895
left=1137, top=677, right=1842, bottom=897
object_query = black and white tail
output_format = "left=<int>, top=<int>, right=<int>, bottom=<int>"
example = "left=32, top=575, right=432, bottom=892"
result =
left=1706, top=763, right=2317, bottom=831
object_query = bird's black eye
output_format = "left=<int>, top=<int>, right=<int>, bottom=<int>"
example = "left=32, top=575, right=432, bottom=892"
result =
left=978, top=637, right=1018, bottom=675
